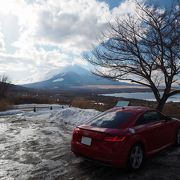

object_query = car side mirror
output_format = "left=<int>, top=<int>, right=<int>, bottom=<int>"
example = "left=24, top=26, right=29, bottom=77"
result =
left=165, top=116, right=172, bottom=121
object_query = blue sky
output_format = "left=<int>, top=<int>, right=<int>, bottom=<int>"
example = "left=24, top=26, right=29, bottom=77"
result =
left=0, top=0, right=174, bottom=84
left=102, top=0, right=172, bottom=9
left=99, top=0, right=124, bottom=9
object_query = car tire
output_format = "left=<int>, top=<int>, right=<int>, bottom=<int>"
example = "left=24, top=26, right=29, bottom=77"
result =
left=176, top=128, right=180, bottom=146
left=127, top=144, right=144, bottom=171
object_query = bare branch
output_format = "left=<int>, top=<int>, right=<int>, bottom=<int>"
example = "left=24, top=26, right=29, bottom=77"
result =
left=84, top=0, right=180, bottom=111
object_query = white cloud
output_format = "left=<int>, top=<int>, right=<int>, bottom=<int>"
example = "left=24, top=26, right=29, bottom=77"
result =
left=0, top=32, right=5, bottom=52
left=14, top=0, right=111, bottom=52
left=0, top=0, right=138, bottom=84
left=111, top=0, right=137, bottom=16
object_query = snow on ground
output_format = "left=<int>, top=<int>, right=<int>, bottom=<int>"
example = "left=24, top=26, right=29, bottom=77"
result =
left=51, top=107, right=100, bottom=126
left=10, top=104, right=100, bottom=126
left=0, top=105, right=99, bottom=180
left=0, top=104, right=180, bottom=180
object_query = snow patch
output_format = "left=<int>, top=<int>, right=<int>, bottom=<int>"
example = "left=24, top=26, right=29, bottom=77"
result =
left=52, top=78, right=64, bottom=83
left=94, top=102, right=104, bottom=106
left=0, top=110, right=23, bottom=116
left=51, top=107, right=100, bottom=126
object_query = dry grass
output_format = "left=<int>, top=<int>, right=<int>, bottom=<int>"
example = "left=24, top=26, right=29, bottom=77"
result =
left=0, top=99, right=12, bottom=111
left=13, top=96, right=56, bottom=105
left=1, top=93, right=180, bottom=119
left=163, top=103, right=180, bottom=119
left=71, top=97, right=106, bottom=111
left=70, top=96, right=180, bottom=118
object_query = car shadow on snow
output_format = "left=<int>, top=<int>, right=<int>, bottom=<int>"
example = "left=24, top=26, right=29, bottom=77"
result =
left=68, top=146, right=180, bottom=180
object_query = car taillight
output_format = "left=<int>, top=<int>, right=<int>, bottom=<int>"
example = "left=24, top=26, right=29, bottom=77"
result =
left=73, top=127, right=80, bottom=135
left=72, top=128, right=80, bottom=141
left=104, top=135, right=126, bottom=142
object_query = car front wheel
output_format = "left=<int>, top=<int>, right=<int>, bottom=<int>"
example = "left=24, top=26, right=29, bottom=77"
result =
left=128, top=144, right=144, bottom=170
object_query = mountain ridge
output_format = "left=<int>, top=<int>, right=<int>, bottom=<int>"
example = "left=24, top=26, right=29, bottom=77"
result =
left=22, top=65, right=130, bottom=90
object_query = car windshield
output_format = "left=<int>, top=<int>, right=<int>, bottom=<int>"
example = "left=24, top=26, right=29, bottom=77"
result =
left=90, top=111, right=132, bottom=128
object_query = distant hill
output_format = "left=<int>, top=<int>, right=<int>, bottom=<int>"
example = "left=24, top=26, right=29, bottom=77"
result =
left=22, top=65, right=130, bottom=90
left=8, top=83, right=30, bottom=94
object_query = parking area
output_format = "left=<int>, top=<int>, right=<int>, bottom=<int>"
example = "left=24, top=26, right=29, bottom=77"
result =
left=0, top=106, right=180, bottom=180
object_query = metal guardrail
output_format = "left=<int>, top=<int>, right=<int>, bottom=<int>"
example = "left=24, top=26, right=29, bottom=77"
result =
left=12, top=105, right=67, bottom=112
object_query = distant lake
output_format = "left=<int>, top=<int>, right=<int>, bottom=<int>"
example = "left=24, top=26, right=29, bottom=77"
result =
left=102, top=92, right=180, bottom=102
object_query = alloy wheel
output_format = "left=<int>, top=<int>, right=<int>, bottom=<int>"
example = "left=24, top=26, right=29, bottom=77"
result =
left=177, top=129, right=180, bottom=145
left=129, top=145, right=143, bottom=170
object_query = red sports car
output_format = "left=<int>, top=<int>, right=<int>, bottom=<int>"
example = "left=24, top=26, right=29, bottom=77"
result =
left=71, top=106, right=180, bottom=170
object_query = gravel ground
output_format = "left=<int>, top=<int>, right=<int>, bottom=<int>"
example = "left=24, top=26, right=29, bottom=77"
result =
left=0, top=106, right=180, bottom=180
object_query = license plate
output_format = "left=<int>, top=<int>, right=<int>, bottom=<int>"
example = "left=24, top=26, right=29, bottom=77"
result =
left=81, top=136, right=92, bottom=146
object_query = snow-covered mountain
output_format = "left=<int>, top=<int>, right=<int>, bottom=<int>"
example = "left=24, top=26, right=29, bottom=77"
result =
left=23, top=65, right=129, bottom=89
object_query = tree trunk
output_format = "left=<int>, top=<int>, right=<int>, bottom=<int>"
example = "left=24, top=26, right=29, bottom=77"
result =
left=156, top=95, right=168, bottom=112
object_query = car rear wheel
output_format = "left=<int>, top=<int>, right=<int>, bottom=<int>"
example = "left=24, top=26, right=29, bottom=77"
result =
left=128, top=144, right=144, bottom=170
left=176, top=129, right=180, bottom=146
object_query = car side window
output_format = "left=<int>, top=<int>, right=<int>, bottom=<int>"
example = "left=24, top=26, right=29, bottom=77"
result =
left=144, top=111, right=159, bottom=122
left=135, top=115, right=147, bottom=126
left=135, top=111, right=161, bottom=126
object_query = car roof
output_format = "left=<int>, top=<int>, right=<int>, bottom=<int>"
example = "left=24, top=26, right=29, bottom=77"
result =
left=110, top=106, right=150, bottom=113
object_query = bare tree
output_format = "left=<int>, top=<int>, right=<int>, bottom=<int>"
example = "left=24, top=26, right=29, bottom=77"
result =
left=85, top=0, right=180, bottom=111
left=0, top=75, right=10, bottom=98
